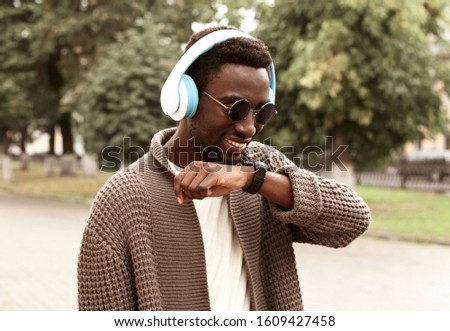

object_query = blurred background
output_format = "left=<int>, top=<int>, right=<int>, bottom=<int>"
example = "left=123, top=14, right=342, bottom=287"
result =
left=1, top=0, right=450, bottom=311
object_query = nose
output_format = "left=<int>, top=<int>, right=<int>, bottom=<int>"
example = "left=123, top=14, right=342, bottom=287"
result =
left=233, top=113, right=257, bottom=138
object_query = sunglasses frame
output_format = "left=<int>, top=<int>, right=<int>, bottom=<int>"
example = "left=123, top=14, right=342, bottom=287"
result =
left=201, top=90, right=277, bottom=125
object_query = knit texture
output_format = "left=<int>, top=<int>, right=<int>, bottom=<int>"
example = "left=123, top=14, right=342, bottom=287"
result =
left=78, top=127, right=371, bottom=310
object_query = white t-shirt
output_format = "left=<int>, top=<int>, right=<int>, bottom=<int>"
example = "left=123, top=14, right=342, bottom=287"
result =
left=169, top=161, right=250, bottom=310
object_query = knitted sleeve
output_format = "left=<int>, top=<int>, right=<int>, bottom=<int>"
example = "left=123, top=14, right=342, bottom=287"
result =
left=78, top=226, right=137, bottom=310
left=245, top=143, right=371, bottom=248
left=77, top=168, right=162, bottom=310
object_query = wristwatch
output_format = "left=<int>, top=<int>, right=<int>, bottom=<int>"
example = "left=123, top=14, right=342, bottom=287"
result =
left=242, top=160, right=267, bottom=194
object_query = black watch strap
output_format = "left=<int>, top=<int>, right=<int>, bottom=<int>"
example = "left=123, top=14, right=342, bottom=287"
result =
left=242, top=160, right=267, bottom=194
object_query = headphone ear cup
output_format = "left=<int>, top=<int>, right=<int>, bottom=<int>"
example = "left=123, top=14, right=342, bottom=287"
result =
left=183, top=74, right=199, bottom=119
left=269, top=88, right=275, bottom=104
left=173, top=74, right=198, bottom=120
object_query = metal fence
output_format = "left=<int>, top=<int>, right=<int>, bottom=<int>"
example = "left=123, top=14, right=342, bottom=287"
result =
left=356, top=170, right=450, bottom=193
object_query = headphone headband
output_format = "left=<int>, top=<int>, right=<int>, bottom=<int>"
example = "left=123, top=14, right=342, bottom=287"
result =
left=160, top=29, right=276, bottom=120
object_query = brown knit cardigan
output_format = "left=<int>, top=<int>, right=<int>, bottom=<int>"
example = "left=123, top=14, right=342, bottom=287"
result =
left=78, top=127, right=371, bottom=311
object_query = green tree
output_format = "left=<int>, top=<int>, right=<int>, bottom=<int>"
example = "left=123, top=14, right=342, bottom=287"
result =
left=1, top=0, right=155, bottom=172
left=74, top=1, right=259, bottom=168
left=75, top=17, right=176, bottom=169
left=0, top=2, right=37, bottom=154
left=256, top=0, right=450, bottom=176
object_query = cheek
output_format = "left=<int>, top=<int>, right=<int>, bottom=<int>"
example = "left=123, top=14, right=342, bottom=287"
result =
left=193, top=108, right=229, bottom=133
left=189, top=113, right=219, bottom=141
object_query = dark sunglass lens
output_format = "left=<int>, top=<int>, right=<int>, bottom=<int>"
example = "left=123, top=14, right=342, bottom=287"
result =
left=229, top=100, right=250, bottom=122
left=255, top=103, right=276, bottom=125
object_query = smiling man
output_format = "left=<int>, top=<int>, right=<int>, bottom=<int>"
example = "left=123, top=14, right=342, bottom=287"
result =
left=78, top=26, right=371, bottom=311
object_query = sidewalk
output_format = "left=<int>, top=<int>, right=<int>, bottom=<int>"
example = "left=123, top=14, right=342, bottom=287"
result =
left=1, top=190, right=450, bottom=310
left=0, top=191, right=90, bottom=310
left=297, top=237, right=450, bottom=310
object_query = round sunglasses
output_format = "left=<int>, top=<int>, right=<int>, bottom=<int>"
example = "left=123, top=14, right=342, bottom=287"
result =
left=201, top=90, right=277, bottom=125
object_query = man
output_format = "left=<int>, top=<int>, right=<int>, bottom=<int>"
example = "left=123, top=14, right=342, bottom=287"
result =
left=78, top=26, right=371, bottom=310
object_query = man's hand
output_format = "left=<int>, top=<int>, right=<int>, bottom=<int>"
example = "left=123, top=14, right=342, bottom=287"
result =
left=174, top=161, right=254, bottom=204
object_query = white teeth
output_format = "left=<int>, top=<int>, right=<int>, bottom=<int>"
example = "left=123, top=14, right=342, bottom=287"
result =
left=225, top=138, right=245, bottom=148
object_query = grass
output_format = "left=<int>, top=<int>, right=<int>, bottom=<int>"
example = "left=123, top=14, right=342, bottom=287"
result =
left=0, top=161, right=113, bottom=200
left=356, top=185, right=450, bottom=243
left=2, top=162, right=449, bottom=242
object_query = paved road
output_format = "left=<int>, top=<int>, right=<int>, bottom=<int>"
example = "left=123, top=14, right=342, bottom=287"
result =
left=0, top=192, right=90, bottom=310
left=1, top=191, right=449, bottom=311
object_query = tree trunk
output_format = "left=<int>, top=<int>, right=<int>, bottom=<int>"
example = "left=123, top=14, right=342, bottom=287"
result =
left=45, top=124, right=58, bottom=176
left=59, top=112, right=77, bottom=176
left=48, top=124, right=55, bottom=155
left=20, top=126, right=29, bottom=171
left=59, top=112, right=74, bottom=154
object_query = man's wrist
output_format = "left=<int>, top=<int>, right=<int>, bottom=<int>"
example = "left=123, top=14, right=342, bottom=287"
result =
left=242, top=160, right=267, bottom=194
left=241, top=165, right=256, bottom=190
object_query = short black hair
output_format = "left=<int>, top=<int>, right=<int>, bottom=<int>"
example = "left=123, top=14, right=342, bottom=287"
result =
left=184, top=26, right=273, bottom=90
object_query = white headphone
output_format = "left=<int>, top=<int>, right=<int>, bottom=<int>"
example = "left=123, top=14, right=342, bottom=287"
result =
left=160, top=29, right=276, bottom=121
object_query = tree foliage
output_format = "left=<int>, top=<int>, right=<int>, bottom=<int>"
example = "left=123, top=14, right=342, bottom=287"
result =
left=73, top=1, right=254, bottom=163
left=4, top=0, right=448, bottom=172
left=0, top=1, right=37, bottom=152
left=1, top=0, right=156, bottom=154
left=0, top=0, right=221, bottom=157
left=256, top=0, right=450, bottom=169
left=75, top=17, right=175, bottom=164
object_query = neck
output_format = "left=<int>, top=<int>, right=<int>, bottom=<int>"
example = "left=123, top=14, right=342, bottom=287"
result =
left=164, top=127, right=200, bottom=168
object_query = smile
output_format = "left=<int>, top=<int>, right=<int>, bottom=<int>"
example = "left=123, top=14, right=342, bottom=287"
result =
left=224, top=138, right=246, bottom=149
